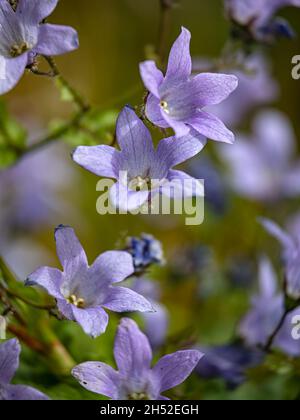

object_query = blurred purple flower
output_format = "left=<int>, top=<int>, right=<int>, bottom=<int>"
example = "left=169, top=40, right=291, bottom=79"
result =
left=260, top=218, right=300, bottom=300
left=193, top=53, right=279, bottom=127
left=126, top=234, right=164, bottom=272
left=72, top=318, right=203, bottom=400
left=0, top=0, right=79, bottom=94
left=239, top=257, right=300, bottom=356
left=73, top=106, right=205, bottom=211
left=0, top=143, right=75, bottom=240
left=220, top=110, right=300, bottom=201
left=131, top=278, right=169, bottom=349
left=225, top=0, right=300, bottom=41
left=0, top=339, right=49, bottom=400
left=26, top=225, right=153, bottom=338
left=196, top=344, right=263, bottom=389
left=139, top=27, right=238, bottom=144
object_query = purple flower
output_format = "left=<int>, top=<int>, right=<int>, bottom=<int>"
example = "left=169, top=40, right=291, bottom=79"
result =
left=0, top=339, right=49, bottom=400
left=196, top=344, right=263, bottom=389
left=0, top=0, right=79, bottom=94
left=72, top=318, right=203, bottom=400
left=260, top=218, right=300, bottom=300
left=26, top=225, right=153, bottom=338
left=239, top=257, right=300, bottom=356
left=220, top=110, right=300, bottom=201
left=131, top=278, right=169, bottom=349
left=73, top=106, right=205, bottom=211
left=126, top=234, right=164, bottom=272
left=139, top=27, right=238, bottom=144
left=193, top=53, right=279, bottom=127
left=225, top=0, right=300, bottom=41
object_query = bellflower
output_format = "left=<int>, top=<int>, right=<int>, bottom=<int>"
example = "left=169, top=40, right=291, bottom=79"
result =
left=126, top=234, right=164, bottom=272
left=239, top=258, right=300, bottom=356
left=220, top=110, right=300, bottom=201
left=0, top=0, right=79, bottom=94
left=72, top=318, right=203, bottom=400
left=193, top=53, right=279, bottom=127
left=131, top=278, right=169, bottom=349
left=260, top=218, right=300, bottom=300
left=73, top=106, right=205, bottom=212
left=139, top=27, right=238, bottom=144
left=26, top=225, right=153, bottom=338
left=196, top=344, right=263, bottom=389
left=225, top=0, right=300, bottom=41
left=0, top=339, right=49, bottom=400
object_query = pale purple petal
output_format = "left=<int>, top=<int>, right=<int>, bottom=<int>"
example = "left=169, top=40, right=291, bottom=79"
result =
left=165, top=27, right=192, bottom=83
left=140, top=61, right=164, bottom=98
left=72, top=306, right=109, bottom=338
left=0, top=339, right=20, bottom=384
left=56, top=299, right=75, bottom=320
left=35, top=24, right=79, bottom=56
left=26, top=266, right=63, bottom=299
left=90, top=251, right=134, bottom=286
left=142, top=303, right=169, bottom=349
left=72, top=145, right=120, bottom=178
left=188, top=111, right=235, bottom=144
left=0, top=55, right=27, bottom=95
left=114, top=318, right=152, bottom=377
left=102, top=286, right=154, bottom=313
left=154, top=133, right=206, bottom=176
left=17, top=0, right=59, bottom=23
left=163, top=170, right=204, bottom=199
left=259, top=218, right=294, bottom=249
left=109, top=182, right=149, bottom=212
left=72, top=362, right=120, bottom=399
left=161, top=114, right=191, bottom=138
left=153, top=350, right=203, bottom=392
left=116, top=107, right=155, bottom=177
left=258, top=257, right=277, bottom=298
left=4, top=384, right=49, bottom=400
left=145, top=94, right=169, bottom=129
left=54, top=225, right=88, bottom=276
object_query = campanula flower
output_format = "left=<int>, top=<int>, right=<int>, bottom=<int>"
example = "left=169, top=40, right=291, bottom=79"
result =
left=220, top=110, right=300, bottom=201
left=72, top=318, right=203, bottom=400
left=73, top=106, right=205, bottom=211
left=139, top=27, right=238, bottom=143
left=0, top=0, right=79, bottom=94
left=26, top=225, right=153, bottom=338
left=0, top=339, right=49, bottom=400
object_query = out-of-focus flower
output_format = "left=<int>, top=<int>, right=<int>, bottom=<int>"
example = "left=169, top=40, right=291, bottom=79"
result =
left=0, top=0, right=79, bottom=94
left=0, top=339, right=49, bottom=400
left=196, top=344, right=263, bottom=389
left=225, top=0, right=300, bottom=42
left=0, top=143, right=75, bottom=241
left=72, top=318, right=203, bottom=400
left=73, top=106, right=205, bottom=211
left=26, top=225, right=153, bottom=338
left=140, top=28, right=238, bottom=144
left=220, top=110, right=300, bottom=201
left=193, top=54, right=279, bottom=127
left=239, top=257, right=300, bottom=356
left=126, top=234, right=164, bottom=272
left=188, top=156, right=228, bottom=214
left=260, top=218, right=300, bottom=300
left=131, top=278, right=169, bottom=349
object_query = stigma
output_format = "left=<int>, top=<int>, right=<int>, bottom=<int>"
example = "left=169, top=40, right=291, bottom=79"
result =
left=160, top=100, right=170, bottom=114
left=67, top=294, right=85, bottom=308
left=129, top=176, right=151, bottom=192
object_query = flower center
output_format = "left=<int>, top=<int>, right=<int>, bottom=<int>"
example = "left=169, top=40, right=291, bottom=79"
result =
left=127, top=392, right=149, bottom=400
left=67, top=294, right=85, bottom=308
left=160, top=100, right=170, bottom=114
left=10, top=42, right=30, bottom=58
left=129, top=176, right=151, bottom=192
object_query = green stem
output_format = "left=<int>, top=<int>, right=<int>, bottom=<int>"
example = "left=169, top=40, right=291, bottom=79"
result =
left=157, top=0, right=174, bottom=65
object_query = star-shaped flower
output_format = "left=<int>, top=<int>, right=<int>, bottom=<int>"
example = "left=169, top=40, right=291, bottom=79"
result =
left=26, top=225, right=153, bottom=338
left=139, top=27, right=238, bottom=144
left=72, top=318, right=203, bottom=400
left=0, top=339, right=49, bottom=400
left=0, top=0, right=79, bottom=94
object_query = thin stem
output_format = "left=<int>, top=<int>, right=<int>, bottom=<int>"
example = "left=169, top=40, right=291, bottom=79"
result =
left=264, top=308, right=293, bottom=352
left=157, top=0, right=174, bottom=64
left=6, top=289, right=56, bottom=311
